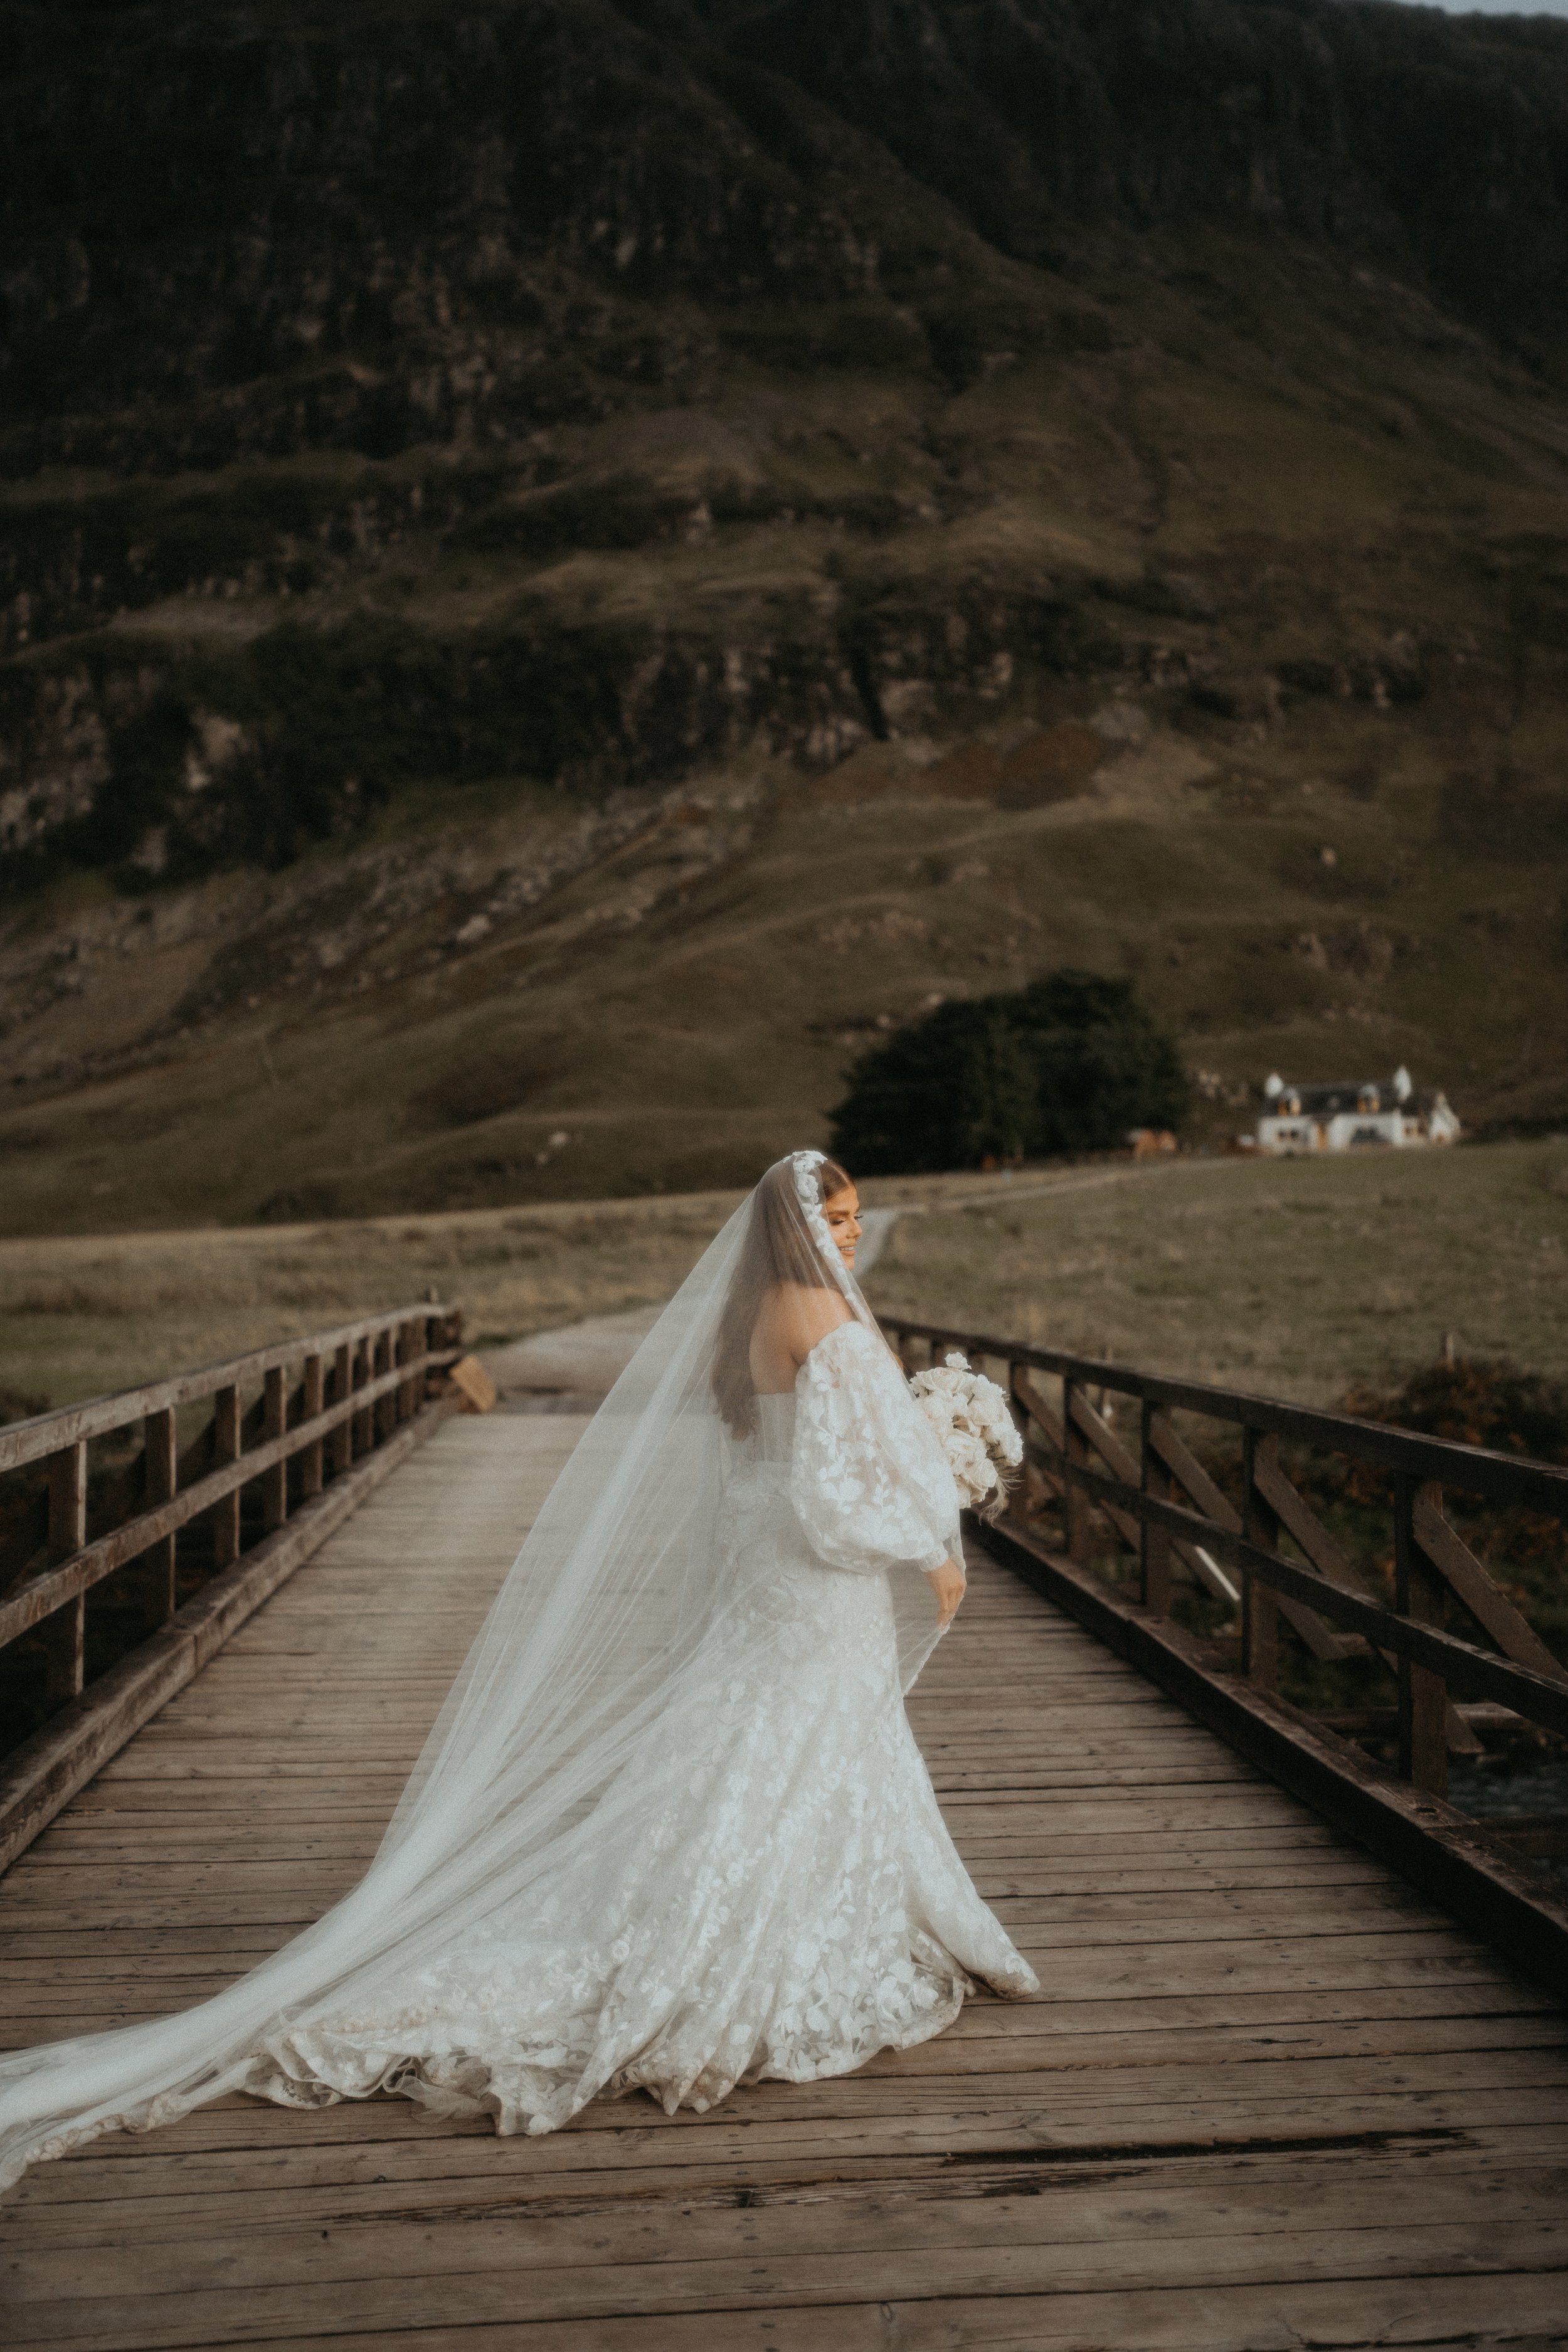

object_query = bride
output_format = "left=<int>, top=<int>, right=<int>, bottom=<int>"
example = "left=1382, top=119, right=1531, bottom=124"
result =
left=0, top=1150, right=1037, bottom=2190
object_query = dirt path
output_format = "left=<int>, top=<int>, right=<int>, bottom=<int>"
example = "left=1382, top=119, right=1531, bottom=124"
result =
left=477, top=1305, right=667, bottom=1409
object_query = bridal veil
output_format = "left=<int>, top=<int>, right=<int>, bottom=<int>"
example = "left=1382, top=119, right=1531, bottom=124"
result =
left=0, top=1152, right=963, bottom=2190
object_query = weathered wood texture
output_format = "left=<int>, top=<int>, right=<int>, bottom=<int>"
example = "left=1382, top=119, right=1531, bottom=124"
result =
left=884, top=1316, right=1568, bottom=1773
left=887, top=1313, right=1568, bottom=1991
left=2, top=1419, right=1565, bottom=2349
left=0, top=1308, right=463, bottom=1873
left=0, top=1398, right=458, bottom=1878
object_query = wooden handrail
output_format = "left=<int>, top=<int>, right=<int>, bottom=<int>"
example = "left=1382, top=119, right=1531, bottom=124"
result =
left=0, top=1303, right=467, bottom=1871
left=0, top=1305, right=461, bottom=1737
left=0, top=1303, right=440, bottom=1473
left=885, top=1313, right=1568, bottom=1799
left=1061, top=1452, right=1568, bottom=1734
left=884, top=1316, right=1568, bottom=1516
left=0, top=1348, right=454, bottom=1647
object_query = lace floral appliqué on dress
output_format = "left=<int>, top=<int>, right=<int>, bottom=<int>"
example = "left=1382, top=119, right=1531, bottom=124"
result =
left=241, top=1333, right=1038, bottom=2134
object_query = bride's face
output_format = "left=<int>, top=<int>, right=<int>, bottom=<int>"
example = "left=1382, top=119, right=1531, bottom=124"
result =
left=822, top=1183, right=862, bottom=1271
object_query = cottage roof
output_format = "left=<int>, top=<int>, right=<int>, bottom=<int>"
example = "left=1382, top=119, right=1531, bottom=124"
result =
left=1263, top=1067, right=1416, bottom=1118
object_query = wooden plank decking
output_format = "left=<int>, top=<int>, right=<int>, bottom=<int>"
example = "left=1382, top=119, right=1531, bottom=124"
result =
left=2, top=1415, right=1566, bottom=2349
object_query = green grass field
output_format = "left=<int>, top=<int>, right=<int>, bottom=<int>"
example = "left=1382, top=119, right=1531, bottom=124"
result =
left=3, top=1142, right=1563, bottom=1417
left=0, top=1188, right=741, bottom=1416
left=0, top=1163, right=1020, bottom=1412
left=866, top=1140, right=1568, bottom=1406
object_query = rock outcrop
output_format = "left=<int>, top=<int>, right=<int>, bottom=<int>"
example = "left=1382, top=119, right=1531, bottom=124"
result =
left=3, top=0, right=1568, bottom=891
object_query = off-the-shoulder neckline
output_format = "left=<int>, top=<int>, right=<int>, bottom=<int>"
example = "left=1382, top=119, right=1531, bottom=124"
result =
left=752, top=1316, right=876, bottom=1400
left=795, top=1318, right=880, bottom=1380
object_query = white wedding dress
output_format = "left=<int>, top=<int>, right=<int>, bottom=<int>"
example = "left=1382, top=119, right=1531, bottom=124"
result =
left=0, top=1157, right=1036, bottom=2190
left=244, top=1336, right=1037, bottom=2132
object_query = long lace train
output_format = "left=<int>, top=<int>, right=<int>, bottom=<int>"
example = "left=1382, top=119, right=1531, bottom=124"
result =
left=242, top=1394, right=1037, bottom=2134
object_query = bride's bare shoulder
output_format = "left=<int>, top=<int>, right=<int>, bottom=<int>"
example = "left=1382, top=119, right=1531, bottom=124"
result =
left=760, top=1281, right=854, bottom=1362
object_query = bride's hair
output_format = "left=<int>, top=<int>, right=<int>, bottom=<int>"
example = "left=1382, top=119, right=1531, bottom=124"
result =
left=711, top=1155, right=850, bottom=1438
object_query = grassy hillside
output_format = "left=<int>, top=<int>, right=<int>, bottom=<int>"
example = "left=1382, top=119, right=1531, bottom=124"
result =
left=4, top=1144, right=1563, bottom=1414
left=866, top=1137, right=1568, bottom=1407
left=0, top=1160, right=1025, bottom=1407
left=4, top=566, right=1566, bottom=1236
left=0, top=1184, right=746, bottom=1414
left=2, top=0, right=1567, bottom=1232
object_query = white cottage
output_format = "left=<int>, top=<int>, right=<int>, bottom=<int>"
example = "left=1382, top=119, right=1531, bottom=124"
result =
left=1255, top=1067, right=1460, bottom=1155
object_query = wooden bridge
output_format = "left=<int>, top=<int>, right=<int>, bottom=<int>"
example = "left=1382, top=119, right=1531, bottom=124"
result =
left=2, top=1308, right=1567, bottom=2347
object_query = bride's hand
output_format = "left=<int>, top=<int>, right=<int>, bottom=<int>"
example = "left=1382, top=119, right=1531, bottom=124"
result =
left=926, top=1558, right=965, bottom=1626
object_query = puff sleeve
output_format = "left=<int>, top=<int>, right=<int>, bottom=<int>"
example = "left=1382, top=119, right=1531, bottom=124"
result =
left=791, top=1321, right=963, bottom=1577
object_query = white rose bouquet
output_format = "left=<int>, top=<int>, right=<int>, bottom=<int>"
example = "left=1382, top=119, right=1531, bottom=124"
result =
left=909, top=1352, right=1024, bottom=1520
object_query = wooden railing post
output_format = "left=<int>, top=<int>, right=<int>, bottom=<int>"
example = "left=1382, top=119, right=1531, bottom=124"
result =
left=0, top=1303, right=460, bottom=1858
left=1140, top=1401, right=1171, bottom=1615
left=44, top=1441, right=87, bottom=1705
left=142, top=1406, right=177, bottom=1628
left=1241, top=1429, right=1280, bottom=1692
left=262, top=1366, right=287, bottom=1532
left=374, top=1330, right=395, bottom=1443
left=331, top=1342, right=353, bottom=1476
left=398, top=1319, right=418, bottom=1423
left=763, top=1313, right=1568, bottom=1790
left=1062, top=1379, right=1091, bottom=1563
left=353, top=1338, right=373, bottom=1458
left=1396, top=1476, right=1448, bottom=1794
left=211, top=1385, right=240, bottom=1569
left=302, top=1354, right=325, bottom=1498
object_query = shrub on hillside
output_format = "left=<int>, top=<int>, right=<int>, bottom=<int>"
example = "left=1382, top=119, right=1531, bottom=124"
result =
left=829, top=970, right=1190, bottom=1174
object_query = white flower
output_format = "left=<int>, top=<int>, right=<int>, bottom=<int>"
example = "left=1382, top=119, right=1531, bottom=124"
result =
left=908, top=1352, right=1022, bottom=1517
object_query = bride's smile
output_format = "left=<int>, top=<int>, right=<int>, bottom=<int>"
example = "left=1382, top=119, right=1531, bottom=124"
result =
left=822, top=1182, right=862, bottom=1270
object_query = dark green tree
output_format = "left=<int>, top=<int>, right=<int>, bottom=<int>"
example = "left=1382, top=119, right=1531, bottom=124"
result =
left=829, top=969, right=1190, bottom=1175
left=829, top=1002, right=1037, bottom=1176
left=1012, top=972, right=1190, bottom=1157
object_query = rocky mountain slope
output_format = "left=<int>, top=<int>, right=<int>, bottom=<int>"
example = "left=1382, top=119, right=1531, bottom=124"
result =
left=2, top=0, right=1567, bottom=1231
